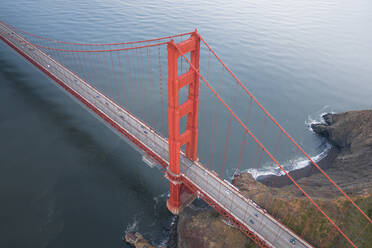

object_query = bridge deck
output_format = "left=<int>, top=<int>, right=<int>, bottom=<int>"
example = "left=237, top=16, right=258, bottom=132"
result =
left=0, top=23, right=312, bottom=248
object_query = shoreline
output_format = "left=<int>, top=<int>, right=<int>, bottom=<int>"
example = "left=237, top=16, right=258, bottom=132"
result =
left=135, top=111, right=372, bottom=248
left=256, top=146, right=339, bottom=188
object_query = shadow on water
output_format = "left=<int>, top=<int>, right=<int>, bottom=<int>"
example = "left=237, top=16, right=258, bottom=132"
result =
left=0, top=50, right=173, bottom=248
left=0, top=54, right=162, bottom=198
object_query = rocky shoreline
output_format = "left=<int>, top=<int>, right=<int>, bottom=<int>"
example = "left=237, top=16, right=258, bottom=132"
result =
left=176, top=110, right=371, bottom=248
left=256, top=110, right=372, bottom=196
left=256, top=146, right=339, bottom=188
left=128, top=110, right=372, bottom=248
left=124, top=231, right=156, bottom=248
left=177, top=200, right=254, bottom=248
left=309, top=111, right=372, bottom=195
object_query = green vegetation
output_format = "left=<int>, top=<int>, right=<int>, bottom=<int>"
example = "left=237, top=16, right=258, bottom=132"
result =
left=235, top=173, right=372, bottom=248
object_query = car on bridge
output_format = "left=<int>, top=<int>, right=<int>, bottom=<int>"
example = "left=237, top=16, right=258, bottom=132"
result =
left=290, top=237, right=296, bottom=245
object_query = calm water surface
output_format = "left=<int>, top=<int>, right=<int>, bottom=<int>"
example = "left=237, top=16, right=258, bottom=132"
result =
left=0, top=0, right=371, bottom=247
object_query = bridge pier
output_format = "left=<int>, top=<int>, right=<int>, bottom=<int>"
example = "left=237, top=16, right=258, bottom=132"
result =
left=166, top=31, right=200, bottom=214
left=166, top=170, right=182, bottom=214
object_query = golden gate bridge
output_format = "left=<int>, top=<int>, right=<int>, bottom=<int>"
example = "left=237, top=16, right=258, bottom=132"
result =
left=0, top=21, right=370, bottom=248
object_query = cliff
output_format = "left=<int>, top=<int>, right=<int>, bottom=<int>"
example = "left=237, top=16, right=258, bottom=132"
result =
left=124, top=231, right=155, bottom=248
left=232, top=173, right=371, bottom=247
left=310, top=110, right=372, bottom=195
left=177, top=202, right=254, bottom=248
left=177, top=110, right=372, bottom=248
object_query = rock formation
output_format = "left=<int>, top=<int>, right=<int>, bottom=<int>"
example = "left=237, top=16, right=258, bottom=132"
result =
left=124, top=231, right=155, bottom=248
left=310, top=110, right=372, bottom=195
left=176, top=110, right=372, bottom=248
left=177, top=202, right=254, bottom=248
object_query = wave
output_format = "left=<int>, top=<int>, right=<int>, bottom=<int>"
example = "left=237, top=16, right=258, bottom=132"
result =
left=244, top=142, right=331, bottom=179
left=125, top=214, right=140, bottom=233
left=244, top=107, right=335, bottom=180
left=153, top=192, right=168, bottom=205
left=152, top=192, right=168, bottom=219
left=157, top=215, right=177, bottom=248
left=305, top=112, right=328, bottom=131
left=305, top=106, right=336, bottom=131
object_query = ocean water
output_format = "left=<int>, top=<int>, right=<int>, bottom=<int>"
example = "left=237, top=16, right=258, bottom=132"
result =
left=0, top=0, right=371, bottom=247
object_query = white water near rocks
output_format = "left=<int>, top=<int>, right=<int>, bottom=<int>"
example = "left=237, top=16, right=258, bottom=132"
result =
left=245, top=142, right=332, bottom=180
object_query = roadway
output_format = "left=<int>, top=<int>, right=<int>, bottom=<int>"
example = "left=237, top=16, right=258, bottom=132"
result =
left=0, top=22, right=313, bottom=248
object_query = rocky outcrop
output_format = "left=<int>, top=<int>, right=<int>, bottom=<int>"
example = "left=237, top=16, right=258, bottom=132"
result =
left=233, top=172, right=371, bottom=248
left=177, top=201, right=254, bottom=248
left=124, top=232, right=155, bottom=248
left=231, top=111, right=372, bottom=247
left=259, top=110, right=372, bottom=197
left=176, top=110, right=372, bottom=248
left=309, top=110, right=372, bottom=195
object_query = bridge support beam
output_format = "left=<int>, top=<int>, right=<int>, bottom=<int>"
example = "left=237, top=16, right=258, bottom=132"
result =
left=166, top=31, right=200, bottom=214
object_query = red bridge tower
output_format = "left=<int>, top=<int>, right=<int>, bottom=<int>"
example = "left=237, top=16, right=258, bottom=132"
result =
left=166, top=31, right=200, bottom=214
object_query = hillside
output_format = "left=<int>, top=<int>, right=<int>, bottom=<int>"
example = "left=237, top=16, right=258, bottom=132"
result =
left=177, top=110, right=372, bottom=248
